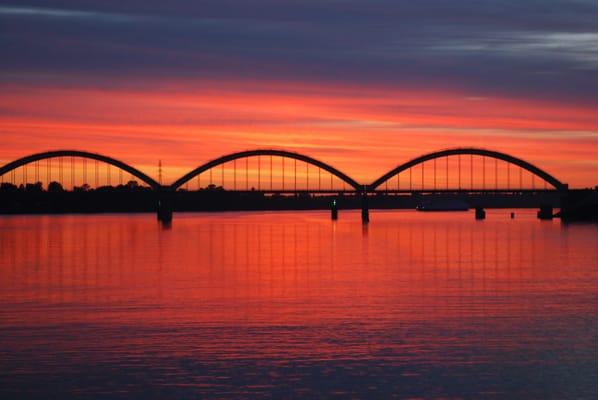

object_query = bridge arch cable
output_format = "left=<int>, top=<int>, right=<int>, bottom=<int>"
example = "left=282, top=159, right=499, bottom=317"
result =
left=368, top=148, right=567, bottom=192
left=170, top=149, right=362, bottom=192
left=0, top=150, right=161, bottom=190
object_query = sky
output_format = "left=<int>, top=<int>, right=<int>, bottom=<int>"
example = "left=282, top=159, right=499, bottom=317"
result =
left=1, top=0, right=598, bottom=187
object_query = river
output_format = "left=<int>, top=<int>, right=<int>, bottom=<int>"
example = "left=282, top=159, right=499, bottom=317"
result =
left=1, top=210, right=597, bottom=398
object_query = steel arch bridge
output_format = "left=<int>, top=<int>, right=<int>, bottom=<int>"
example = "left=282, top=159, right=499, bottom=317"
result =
left=0, top=150, right=161, bottom=190
left=170, top=149, right=363, bottom=191
left=369, top=148, right=567, bottom=192
left=0, top=147, right=568, bottom=192
left=1, top=147, right=569, bottom=221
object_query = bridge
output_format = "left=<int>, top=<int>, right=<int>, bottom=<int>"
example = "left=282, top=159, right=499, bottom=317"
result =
left=0, top=148, right=570, bottom=222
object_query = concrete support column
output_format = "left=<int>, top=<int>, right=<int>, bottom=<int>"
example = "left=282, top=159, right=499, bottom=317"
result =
left=475, top=206, right=486, bottom=220
left=331, top=198, right=338, bottom=220
left=157, top=188, right=173, bottom=222
left=361, top=191, right=369, bottom=223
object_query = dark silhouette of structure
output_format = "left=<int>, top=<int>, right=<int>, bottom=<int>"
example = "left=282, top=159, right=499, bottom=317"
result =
left=0, top=150, right=161, bottom=189
left=368, top=148, right=567, bottom=191
left=171, top=149, right=361, bottom=191
left=1, top=147, right=592, bottom=222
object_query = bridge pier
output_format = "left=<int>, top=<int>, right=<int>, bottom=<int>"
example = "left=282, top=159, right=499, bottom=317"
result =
left=361, top=192, right=369, bottom=223
left=331, top=198, right=338, bottom=220
left=475, top=206, right=486, bottom=220
left=157, top=189, right=173, bottom=222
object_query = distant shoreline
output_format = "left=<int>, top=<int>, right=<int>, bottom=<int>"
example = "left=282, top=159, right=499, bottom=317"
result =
left=1, top=185, right=564, bottom=215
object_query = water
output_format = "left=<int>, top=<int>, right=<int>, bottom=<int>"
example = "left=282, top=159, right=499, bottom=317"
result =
left=1, top=210, right=597, bottom=399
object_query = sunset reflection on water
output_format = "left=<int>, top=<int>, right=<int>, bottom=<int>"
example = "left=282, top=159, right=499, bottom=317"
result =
left=1, top=210, right=597, bottom=398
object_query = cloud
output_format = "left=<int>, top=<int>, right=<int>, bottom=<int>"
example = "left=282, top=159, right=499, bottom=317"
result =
left=1, top=1, right=598, bottom=103
left=0, top=5, right=135, bottom=21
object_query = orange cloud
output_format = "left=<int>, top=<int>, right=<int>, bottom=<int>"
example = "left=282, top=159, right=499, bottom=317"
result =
left=1, top=79, right=597, bottom=187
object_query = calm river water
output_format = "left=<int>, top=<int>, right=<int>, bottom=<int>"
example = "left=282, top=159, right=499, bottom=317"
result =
left=1, top=210, right=597, bottom=399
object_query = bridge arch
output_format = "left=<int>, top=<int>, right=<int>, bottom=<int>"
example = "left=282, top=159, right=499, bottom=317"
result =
left=171, top=149, right=362, bottom=191
left=0, top=150, right=161, bottom=190
left=369, top=148, right=567, bottom=191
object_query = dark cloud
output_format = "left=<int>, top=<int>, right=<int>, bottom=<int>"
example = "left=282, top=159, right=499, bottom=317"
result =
left=1, top=1, right=598, bottom=102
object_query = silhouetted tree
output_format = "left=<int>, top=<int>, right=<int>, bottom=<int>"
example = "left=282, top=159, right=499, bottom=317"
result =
left=125, top=180, right=139, bottom=190
left=48, top=181, right=64, bottom=192
left=205, top=184, right=224, bottom=191
left=74, top=184, right=91, bottom=192
left=25, top=182, right=43, bottom=192
left=0, top=182, right=18, bottom=192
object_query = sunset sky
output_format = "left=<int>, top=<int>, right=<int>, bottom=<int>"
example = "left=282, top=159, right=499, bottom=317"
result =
left=1, top=1, right=598, bottom=187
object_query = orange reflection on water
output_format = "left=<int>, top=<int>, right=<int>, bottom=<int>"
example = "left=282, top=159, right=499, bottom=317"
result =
left=2, top=211, right=597, bottom=325
left=1, top=211, right=598, bottom=397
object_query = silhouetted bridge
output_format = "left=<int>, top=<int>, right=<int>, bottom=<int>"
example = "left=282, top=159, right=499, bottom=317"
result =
left=0, top=148, right=571, bottom=222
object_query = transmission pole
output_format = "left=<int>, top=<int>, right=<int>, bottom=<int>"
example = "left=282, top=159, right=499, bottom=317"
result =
left=158, top=160, right=163, bottom=185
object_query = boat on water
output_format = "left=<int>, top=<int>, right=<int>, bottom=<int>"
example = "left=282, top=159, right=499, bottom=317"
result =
left=416, top=198, right=470, bottom=211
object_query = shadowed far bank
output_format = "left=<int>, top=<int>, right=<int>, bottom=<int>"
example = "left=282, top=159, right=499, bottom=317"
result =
left=1, top=181, right=597, bottom=221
